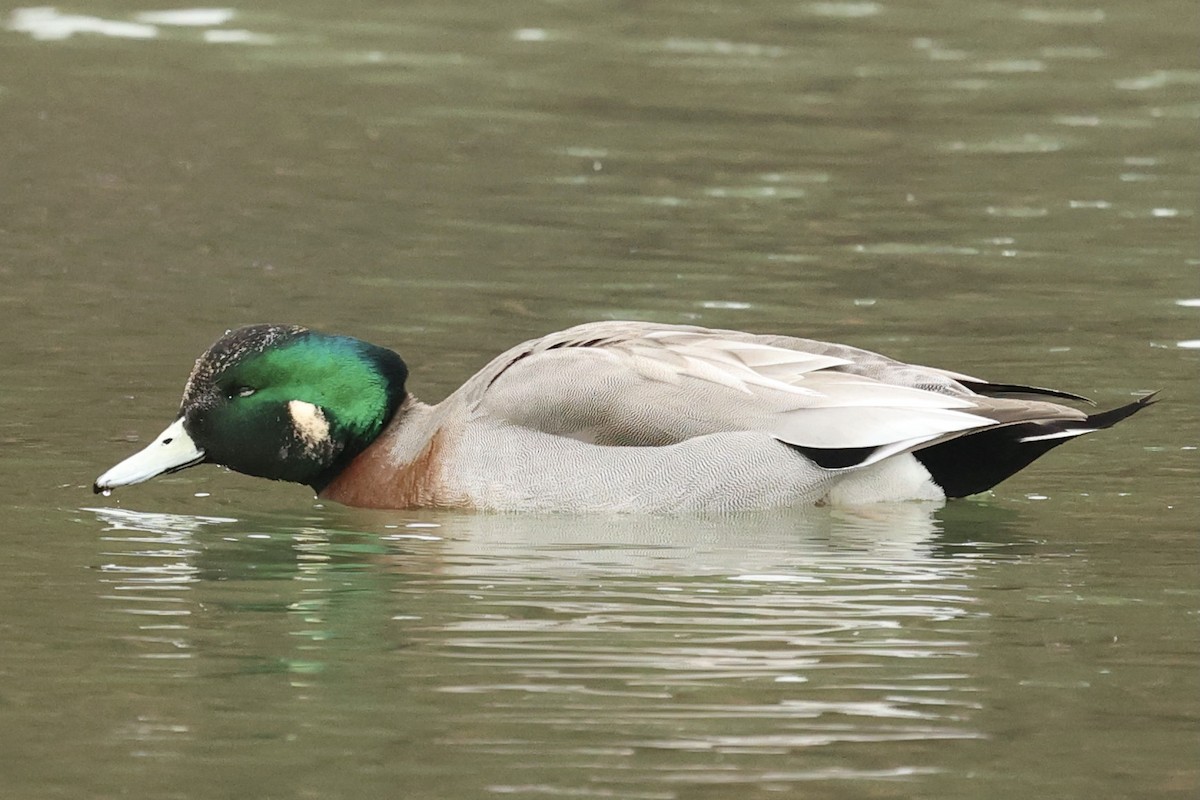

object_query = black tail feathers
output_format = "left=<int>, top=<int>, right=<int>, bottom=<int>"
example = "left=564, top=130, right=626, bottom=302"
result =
left=914, top=393, right=1157, bottom=498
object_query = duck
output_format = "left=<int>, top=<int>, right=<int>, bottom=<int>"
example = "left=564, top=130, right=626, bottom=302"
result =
left=94, top=321, right=1154, bottom=512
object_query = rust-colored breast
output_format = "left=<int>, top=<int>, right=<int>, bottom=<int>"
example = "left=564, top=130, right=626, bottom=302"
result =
left=320, top=428, right=451, bottom=509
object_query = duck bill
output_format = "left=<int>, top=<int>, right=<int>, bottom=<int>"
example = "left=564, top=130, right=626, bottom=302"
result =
left=94, top=418, right=206, bottom=493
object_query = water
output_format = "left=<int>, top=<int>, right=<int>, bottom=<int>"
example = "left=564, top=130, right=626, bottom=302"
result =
left=2, top=2, right=1197, bottom=798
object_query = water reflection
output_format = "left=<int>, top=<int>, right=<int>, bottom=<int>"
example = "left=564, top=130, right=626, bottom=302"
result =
left=420, top=508, right=985, bottom=786
left=85, top=502, right=995, bottom=790
left=90, top=507, right=213, bottom=666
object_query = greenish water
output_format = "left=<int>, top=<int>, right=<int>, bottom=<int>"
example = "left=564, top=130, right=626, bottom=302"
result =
left=2, top=2, right=1197, bottom=798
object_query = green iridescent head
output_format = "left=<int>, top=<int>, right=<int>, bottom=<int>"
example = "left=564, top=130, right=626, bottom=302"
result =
left=95, top=325, right=409, bottom=494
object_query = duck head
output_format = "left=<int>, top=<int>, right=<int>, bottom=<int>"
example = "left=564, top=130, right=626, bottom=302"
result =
left=94, top=324, right=408, bottom=495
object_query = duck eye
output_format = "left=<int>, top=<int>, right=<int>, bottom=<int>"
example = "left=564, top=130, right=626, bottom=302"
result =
left=227, top=386, right=257, bottom=400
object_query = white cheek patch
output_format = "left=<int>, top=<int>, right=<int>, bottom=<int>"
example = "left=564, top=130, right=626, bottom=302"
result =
left=287, top=400, right=331, bottom=454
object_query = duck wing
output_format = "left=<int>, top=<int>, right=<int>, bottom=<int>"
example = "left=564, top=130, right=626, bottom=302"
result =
left=455, top=321, right=1088, bottom=468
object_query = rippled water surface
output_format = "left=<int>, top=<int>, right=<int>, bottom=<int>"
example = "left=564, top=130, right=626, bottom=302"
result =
left=2, top=1, right=1197, bottom=798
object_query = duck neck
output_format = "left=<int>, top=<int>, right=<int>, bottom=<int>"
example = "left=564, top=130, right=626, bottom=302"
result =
left=313, top=396, right=446, bottom=507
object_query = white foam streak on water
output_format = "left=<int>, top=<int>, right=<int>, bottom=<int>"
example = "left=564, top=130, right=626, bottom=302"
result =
left=134, top=9, right=235, bottom=27
left=8, top=7, right=157, bottom=40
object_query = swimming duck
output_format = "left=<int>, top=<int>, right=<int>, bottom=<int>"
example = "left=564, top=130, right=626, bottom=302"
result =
left=94, top=321, right=1153, bottom=512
